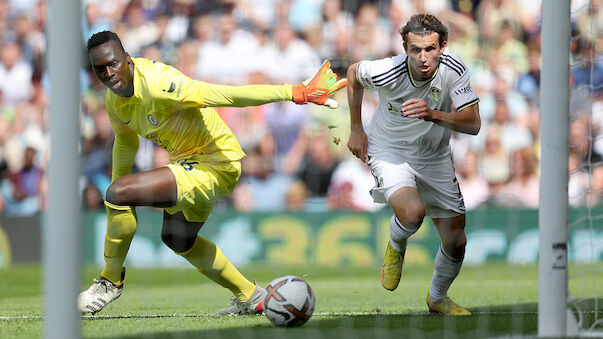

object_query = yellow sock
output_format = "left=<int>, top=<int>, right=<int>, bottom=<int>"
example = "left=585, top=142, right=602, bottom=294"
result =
left=177, top=236, right=255, bottom=302
left=101, top=201, right=137, bottom=284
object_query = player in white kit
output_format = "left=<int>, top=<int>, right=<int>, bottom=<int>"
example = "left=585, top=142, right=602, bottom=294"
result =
left=347, top=14, right=480, bottom=315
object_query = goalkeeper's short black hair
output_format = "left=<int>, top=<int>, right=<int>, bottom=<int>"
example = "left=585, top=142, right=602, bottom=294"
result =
left=400, top=14, right=448, bottom=47
left=87, top=31, right=125, bottom=53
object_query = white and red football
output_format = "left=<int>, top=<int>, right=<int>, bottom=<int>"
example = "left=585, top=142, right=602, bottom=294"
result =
left=263, top=275, right=315, bottom=327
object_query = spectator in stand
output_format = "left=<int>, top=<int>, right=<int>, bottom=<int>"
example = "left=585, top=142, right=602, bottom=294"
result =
left=288, top=0, right=322, bottom=33
left=83, top=182, right=104, bottom=210
left=568, top=150, right=592, bottom=207
left=189, top=14, right=213, bottom=48
left=517, top=47, right=541, bottom=104
left=0, top=41, right=34, bottom=105
left=252, top=22, right=321, bottom=84
left=571, top=115, right=601, bottom=167
left=443, top=10, right=480, bottom=68
left=163, top=0, right=194, bottom=45
left=0, top=1, right=8, bottom=37
left=479, top=127, right=510, bottom=195
left=12, top=14, right=45, bottom=72
left=496, top=147, right=539, bottom=208
left=229, top=0, right=279, bottom=32
left=82, top=0, right=128, bottom=26
left=285, top=180, right=309, bottom=211
left=9, top=146, right=46, bottom=216
left=571, top=38, right=603, bottom=94
left=172, top=39, right=199, bottom=78
left=298, top=128, right=339, bottom=199
left=237, top=132, right=293, bottom=211
left=476, top=0, right=526, bottom=48
left=5, top=0, right=38, bottom=19
left=349, top=3, right=391, bottom=61
left=490, top=19, right=529, bottom=79
left=489, top=99, right=533, bottom=153
left=196, top=12, right=259, bottom=84
left=83, top=2, right=112, bottom=42
left=328, top=29, right=355, bottom=77
left=457, top=149, right=490, bottom=209
left=265, top=98, right=309, bottom=171
left=82, top=106, right=113, bottom=195
left=118, top=3, right=159, bottom=57
left=319, top=0, right=354, bottom=58
left=391, top=0, right=450, bottom=21
left=143, top=16, right=177, bottom=64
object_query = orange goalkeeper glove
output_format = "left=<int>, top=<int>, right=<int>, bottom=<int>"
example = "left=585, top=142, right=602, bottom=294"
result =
left=292, top=60, right=348, bottom=109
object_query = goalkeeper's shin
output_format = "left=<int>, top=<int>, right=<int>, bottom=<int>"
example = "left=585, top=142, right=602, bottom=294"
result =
left=101, top=201, right=137, bottom=284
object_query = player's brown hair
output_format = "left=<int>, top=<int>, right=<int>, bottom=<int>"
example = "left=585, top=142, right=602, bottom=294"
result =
left=400, top=14, right=448, bottom=47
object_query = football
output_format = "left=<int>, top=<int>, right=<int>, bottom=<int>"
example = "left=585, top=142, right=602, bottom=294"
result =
left=263, top=275, right=316, bottom=327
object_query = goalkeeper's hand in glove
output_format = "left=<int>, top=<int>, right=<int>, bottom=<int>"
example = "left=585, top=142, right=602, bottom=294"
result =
left=292, top=60, right=348, bottom=109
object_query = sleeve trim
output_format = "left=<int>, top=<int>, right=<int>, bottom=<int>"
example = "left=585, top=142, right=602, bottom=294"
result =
left=456, top=98, right=480, bottom=111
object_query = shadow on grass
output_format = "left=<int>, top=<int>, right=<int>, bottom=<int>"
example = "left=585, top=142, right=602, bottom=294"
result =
left=87, top=300, right=603, bottom=339
left=105, top=303, right=541, bottom=339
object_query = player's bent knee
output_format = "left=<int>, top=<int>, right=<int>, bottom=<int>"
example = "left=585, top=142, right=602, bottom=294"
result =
left=392, top=204, right=425, bottom=230
left=397, top=211, right=425, bottom=231
left=161, top=233, right=196, bottom=253
left=105, top=181, right=131, bottom=206
left=443, top=238, right=466, bottom=260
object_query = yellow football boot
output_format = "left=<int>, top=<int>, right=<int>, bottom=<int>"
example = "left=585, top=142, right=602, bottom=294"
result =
left=380, top=241, right=405, bottom=291
left=426, top=291, right=471, bottom=315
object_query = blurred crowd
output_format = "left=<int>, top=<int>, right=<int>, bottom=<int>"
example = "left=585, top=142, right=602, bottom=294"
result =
left=0, top=0, right=601, bottom=216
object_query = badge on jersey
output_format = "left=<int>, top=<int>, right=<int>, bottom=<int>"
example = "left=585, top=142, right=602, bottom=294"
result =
left=147, top=114, right=159, bottom=126
left=430, top=87, right=442, bottom=102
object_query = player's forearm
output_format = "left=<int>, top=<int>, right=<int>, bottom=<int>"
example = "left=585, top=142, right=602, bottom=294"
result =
left=199, top=83, right=293, bottom=107
left=430, top=105, right=481, bottom=135
left=111, top=133, right=139, bottom=182
left=347, top=63, right=365, bottom=131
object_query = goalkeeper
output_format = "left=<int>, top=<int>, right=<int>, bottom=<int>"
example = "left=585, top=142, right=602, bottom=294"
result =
left=78, top=30, right=346, bottom=316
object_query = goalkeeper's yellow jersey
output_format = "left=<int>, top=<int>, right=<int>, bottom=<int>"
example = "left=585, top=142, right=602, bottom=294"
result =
left=106, top=57, right=292, bottom=181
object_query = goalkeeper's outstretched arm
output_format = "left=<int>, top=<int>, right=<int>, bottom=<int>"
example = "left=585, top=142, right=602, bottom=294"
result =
left=180, top=60, right=347, bottom=109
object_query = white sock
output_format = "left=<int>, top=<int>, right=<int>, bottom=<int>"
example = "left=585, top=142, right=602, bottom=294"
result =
left=429, top=244, right=463, bottom=301
left=389, top=215, right=416, bottom=251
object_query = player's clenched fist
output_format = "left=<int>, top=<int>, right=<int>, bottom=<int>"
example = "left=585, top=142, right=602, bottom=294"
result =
left=292, top=60, right=348, bottom=109
left=402, top=98, right=433, bottom=120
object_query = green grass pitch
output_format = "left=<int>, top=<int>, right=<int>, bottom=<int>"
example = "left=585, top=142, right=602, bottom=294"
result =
left=1, top=263, right=601, bottom=338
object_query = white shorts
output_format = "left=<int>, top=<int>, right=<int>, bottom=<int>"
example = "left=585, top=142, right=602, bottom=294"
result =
left=367, top=155, right=465, bottom=218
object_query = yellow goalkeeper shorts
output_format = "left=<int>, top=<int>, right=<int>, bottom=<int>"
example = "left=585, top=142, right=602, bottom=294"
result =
left=165, top=156, right=241, bottom=222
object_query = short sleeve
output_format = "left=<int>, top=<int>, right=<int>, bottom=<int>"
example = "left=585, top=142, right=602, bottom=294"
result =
left=443, top=55, right=479, bottom=111
left=356, top=55, right=407, bottom=90
left=356, top=60, right=378, bottom=89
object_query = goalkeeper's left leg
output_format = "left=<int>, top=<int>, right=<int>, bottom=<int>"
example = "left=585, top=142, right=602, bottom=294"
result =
left=78, top=201, right=137, bottom=314
left=162, top=211, right=256, bottom=303
left=101, top=201, right=138, bottom=284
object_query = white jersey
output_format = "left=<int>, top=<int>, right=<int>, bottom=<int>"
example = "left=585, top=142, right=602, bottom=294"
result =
left=356, top=48, right=479, bottom=164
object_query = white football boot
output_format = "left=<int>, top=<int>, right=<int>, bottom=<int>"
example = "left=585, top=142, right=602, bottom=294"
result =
left=78, top=267, right=125, bottom=315
left=215, top=282, right=267, bottom=316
